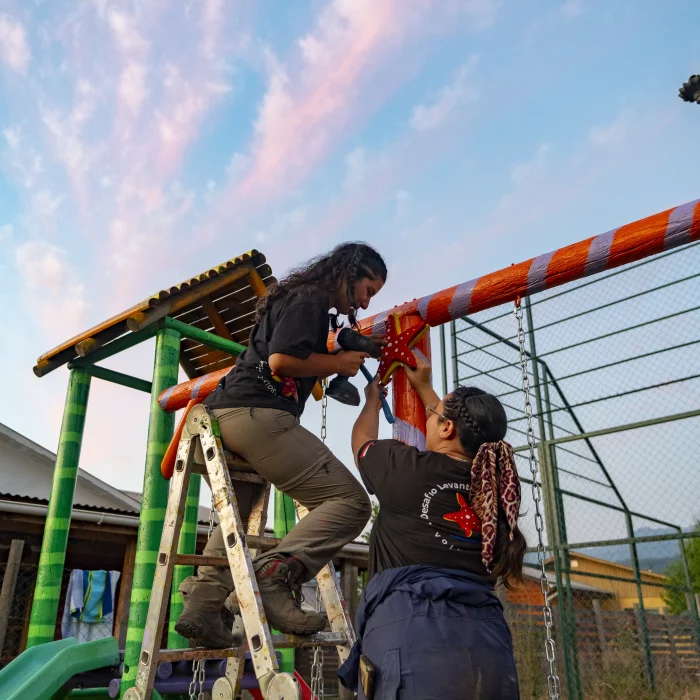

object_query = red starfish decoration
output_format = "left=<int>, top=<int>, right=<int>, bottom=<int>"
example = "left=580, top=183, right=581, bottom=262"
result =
left=377, top=313, right=429, bottom=385
left=443, top=493, right=482, bottom=539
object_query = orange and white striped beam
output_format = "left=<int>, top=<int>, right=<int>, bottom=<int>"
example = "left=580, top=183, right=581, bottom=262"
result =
left=160, top=198, right=700, bottom=428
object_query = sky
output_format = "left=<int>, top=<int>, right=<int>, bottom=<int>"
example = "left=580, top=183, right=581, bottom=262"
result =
left=0, top=0, right=698, bottom=518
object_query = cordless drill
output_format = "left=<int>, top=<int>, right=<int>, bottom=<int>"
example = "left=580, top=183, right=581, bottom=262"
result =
left=326, top=328, right=395, bottom=423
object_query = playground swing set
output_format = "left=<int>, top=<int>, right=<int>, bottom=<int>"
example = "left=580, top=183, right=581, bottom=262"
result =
left=0, top=196, right=698, bottom=700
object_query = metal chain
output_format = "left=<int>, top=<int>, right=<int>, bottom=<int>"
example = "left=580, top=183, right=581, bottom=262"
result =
left=320, top=378, right=328, bottom=444
left=309, top=380, right=328, bottom=700
left=190, top=493, right=218, bottom=700
left=514, top=299, right=561, bottom=700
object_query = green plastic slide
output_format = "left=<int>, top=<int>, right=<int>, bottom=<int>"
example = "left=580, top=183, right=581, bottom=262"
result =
left=0, top=636, right=119, bottom=700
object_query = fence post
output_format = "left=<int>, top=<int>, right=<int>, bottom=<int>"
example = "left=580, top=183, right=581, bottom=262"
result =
left=0, top=539, right=25, bottom=655
left=592, top=599, right=608, bottom=671
left=633, top=604, right=655, bottom=693
left=662, top=608, right=682, bottom=674
left=678, top=534, right=700, bottom=648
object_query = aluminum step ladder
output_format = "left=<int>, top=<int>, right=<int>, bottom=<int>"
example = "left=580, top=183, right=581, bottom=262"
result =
left=123, top=403, right=356, bottom=700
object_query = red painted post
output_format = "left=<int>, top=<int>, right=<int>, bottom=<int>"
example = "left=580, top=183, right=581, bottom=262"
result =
left=391, top=316, right=432, bottom=449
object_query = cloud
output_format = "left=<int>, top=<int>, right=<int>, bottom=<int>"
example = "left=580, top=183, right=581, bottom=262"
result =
left=3, top=126, right=21, bottom=150
left=254, top=205, right=308, bottom=244
left=15, top=240, right=87, bottom=339
left=394, top=189, right=411, bottom=219
left=344, top=147, right=371, bottom=189
left=410, top=55, right=480, bottom=132
left=560, top=0, right=584, bottom=19
left=588, top=111, right=632, bottom=146
left=119, top=61, right=149, bottom=114
left=510, top=143, right=551, bottom=183
left=0, top=223, right=13, bottom=241
left=0, top=13, right=31, bottom=73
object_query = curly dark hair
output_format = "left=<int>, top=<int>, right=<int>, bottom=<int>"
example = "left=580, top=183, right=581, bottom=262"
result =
left=442, top=386, right=527, bottom=589
left=256, top=243, right=387, bottom=329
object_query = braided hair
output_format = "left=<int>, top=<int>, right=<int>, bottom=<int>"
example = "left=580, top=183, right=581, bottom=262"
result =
left=255, top=243, right=387, bottom=329
left=443, top=387, right=527, bottom=589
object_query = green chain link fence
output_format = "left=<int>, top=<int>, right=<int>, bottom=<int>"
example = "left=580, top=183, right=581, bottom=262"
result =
left=449, top=239, right=700, bottom=699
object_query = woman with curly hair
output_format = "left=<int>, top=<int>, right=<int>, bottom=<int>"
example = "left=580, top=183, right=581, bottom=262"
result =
left=340, top=353, right=524, bottom=699
left=176, top=243, right=387, bottom=647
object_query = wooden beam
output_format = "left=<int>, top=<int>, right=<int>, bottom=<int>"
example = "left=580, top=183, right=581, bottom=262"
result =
left=0, top=539, right=25, bottom=653
left=200, top=296, right=235, bottom=340
left=113, top=539, right=136, bottom=648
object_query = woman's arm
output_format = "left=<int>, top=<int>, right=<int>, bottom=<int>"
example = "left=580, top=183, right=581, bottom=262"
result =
left=404, top=353, right=441, bottom=407
left=269, top=350, right=369, bottom=378
left=352, top=378, right=385, bottom=466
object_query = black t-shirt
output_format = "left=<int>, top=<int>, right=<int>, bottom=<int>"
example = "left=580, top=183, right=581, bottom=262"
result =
left=357, top=439, right=489, bottom=580
left=204, top=289, right=329, bottom=417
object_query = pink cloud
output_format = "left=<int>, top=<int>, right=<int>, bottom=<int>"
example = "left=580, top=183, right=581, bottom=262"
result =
left=0, top=12, right=31, bottom=73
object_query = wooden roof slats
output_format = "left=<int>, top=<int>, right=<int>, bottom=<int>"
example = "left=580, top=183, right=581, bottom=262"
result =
left=34, top=250, right=272, bottom=378
left=126, top=264, right=254, bottom=333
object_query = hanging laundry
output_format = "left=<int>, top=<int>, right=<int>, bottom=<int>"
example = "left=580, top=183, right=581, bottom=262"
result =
left=61, top=569, right=121, bottom=641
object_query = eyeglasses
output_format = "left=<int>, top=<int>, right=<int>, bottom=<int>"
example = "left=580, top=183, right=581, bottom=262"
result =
left=426, top=403, right=447, bottom=421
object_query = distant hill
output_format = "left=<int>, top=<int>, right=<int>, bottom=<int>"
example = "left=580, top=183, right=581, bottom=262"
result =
left=526, top=525, right=693, bottom=575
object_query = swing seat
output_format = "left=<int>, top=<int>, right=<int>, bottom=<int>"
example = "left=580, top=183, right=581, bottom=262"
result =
left=161, top=400, right=254, bottom=479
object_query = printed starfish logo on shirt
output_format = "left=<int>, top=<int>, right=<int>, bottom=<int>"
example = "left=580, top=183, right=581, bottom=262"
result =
left=443, top=493, right=482, bottom=539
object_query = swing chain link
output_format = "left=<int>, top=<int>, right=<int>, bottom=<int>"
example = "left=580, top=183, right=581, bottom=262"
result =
left=514, top=299, right=561, bottom=700
left=190, top=496, right=218, bottom=700
left=309, top=379, right=329, bottom=699
left=310, top=586, right=326, bottom=700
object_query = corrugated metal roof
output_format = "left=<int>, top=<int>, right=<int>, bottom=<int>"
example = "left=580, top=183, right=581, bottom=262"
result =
left=0, top=422, right=141, bottom=514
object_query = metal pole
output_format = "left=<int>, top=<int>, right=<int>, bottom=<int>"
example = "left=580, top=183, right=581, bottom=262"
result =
left=677, top=532, right=700, bottom=646
left=120, top=328, right=181, bottom=695
left=450, top=321, right=458, bottom=390
left=524, top=296, right=582, bottom=700
left=439, top=324, right=448, bottom=397
left=167, top=473, right=202, bottom=648
left=274, top=488, right=296, bottom=673
left=26, top=368, right=91, bottom=648
left=626, top=515, right=656, bottom=694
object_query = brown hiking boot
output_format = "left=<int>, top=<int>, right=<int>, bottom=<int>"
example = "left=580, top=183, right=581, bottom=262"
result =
left=174, top=608, right=242, bottom=649
left=255, top=557, right=326, bottom=635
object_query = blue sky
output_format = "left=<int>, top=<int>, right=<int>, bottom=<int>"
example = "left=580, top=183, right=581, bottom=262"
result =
left=0, top=0, right=698, bottom=502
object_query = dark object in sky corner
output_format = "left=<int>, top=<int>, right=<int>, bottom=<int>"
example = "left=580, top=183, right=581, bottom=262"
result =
left=679, top=75, right=700, bottom=104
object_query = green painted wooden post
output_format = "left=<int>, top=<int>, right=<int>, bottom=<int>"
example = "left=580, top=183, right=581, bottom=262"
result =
left=120, top=329, right=181, bottom=696
left=167, top=473, right=201, bottom=647
left=26, top=369, right=91, bottom=648
left=274, top=488, right=296, bottom=673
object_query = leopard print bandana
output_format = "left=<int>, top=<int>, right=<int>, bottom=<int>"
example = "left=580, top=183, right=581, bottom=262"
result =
left=470, top=440, right=521, bottom=572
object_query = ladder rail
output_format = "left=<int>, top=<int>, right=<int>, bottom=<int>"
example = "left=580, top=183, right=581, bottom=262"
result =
left=295, top=504, right=357, bottom=664
left=128, top=433, right=195, bottom=699
left=217, top=470, right=273, bottom=698
left=196, top=407, right=281, bottom=694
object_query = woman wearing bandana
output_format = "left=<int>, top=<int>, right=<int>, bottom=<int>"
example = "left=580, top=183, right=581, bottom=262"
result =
left=339, top=353, right=525, bottom=700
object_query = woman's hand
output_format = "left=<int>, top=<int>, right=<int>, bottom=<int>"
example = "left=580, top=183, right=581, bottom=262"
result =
left=369, top=332, right=388, bottom=348
left=364, top=375, right=387, bottom=406
left=335, top=350, right=370, bottom=377
left=405, top=352, right=432, bottom=389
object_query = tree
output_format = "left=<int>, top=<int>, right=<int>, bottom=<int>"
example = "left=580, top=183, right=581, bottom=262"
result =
left=662, top=522, right=700, bottom=615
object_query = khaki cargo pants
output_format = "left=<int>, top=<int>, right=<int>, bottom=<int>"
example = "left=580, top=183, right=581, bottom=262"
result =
left=179, top=407, right=371, bottom=612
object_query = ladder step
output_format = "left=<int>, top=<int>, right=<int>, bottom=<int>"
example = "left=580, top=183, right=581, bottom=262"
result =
left=173, top=540, right=281, bottom=567
left=192, top=462, right=266, bottom=484
left=158, top=633, right=348, bottom=663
